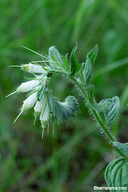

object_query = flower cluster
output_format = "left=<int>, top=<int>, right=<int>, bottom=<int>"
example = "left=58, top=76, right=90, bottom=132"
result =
left=7, top=46, right=79, bottom=138
left=7, top=63, right=51, bottom=135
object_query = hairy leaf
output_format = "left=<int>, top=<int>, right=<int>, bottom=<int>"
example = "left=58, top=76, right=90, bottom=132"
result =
left=99, top=96, right=120, bottom=126
left=88, top=84, right=95, bottom=103
left=83, top=57, right=92, bottom=85
left=69, top=44, right=81, bottom=77
left=105, top=157, right=128, bottom=191
left=86, top=100, right=111, bottom=112
left=48, top=46, right=65, bottom=70
left=62, top=53, right=70, bottom=72
left=55, top=96, right=79, bottom=125
left=113, top=142, right=128, bottom=157
left=83, top=45, right=98, bottom=85
left=77, top=63, right=85, bottom=85
left=87, top=44, right=98, bottom=65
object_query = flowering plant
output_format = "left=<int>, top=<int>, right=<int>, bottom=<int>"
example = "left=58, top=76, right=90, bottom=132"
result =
left=7, top=44, right=128, bottom=190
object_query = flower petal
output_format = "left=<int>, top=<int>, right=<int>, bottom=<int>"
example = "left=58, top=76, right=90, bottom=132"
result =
left=17, top=80, right=39, bottom=92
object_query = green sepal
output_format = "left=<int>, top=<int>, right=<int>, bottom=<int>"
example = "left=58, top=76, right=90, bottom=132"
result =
left=113, top=142, right=128, bottom=157
left=37, top=86, right=47, bottom=101
left=47, top=69, right=58, bottom=77
left=69, top=43, right=81, bottom=77
left=105, top=157, right=128, bottom=190
left=87, top=44, right=98, bottom=65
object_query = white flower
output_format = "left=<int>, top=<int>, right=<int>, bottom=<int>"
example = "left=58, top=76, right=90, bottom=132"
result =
left=34, top=101, right=43, bottom=115
left=21, top=63, right=47, bottom=74
left=40, top=103, right=50, bottom=128
left=41, top=103, right=49, bottom=121
left=21, top=92, right=37, bottom=112
left=17, top=80, right=39, bottom=92
left=39, top=102, right=50, bottom=138
left=13, top=92, right=38, bottom=123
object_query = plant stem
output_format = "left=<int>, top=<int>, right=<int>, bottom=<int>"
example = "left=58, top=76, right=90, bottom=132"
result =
left=71, top=77, right=124, bottom=157
left=92, top=109, right=115, bottom=141
left=71, top=77, right=88, bottom=100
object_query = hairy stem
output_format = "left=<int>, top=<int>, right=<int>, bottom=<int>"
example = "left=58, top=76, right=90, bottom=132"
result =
left=71, top=77, right=124, bottom=157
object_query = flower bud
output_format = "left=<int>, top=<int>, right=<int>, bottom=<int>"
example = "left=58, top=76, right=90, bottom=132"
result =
left=21, top=92, right=37, bottom=112
left=21, top=63, right=47, bottom=74
left=17, top=80, right=39, bottom=93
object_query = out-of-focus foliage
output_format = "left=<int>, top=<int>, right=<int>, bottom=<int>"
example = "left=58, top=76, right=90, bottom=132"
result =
left=1, top=0, right=128, bottom=191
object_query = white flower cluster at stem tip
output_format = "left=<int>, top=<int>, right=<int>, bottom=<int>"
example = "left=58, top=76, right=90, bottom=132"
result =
left=6, top=63, right=50, bottom=138
left=7, top=46, right=80, bottom=139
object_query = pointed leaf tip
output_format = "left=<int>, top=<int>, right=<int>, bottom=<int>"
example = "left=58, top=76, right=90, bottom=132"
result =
left=87, top=44, right=98, bottom=65
left=69, top=43, right=81, bottom=77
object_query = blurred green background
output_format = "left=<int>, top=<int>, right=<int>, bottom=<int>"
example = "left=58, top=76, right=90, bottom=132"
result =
left=1, top=0, right=128, bottom=191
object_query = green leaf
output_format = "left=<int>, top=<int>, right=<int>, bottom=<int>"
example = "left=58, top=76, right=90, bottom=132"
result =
left=83, top=57, right=92, bottom=85
left=100, top=96, right=120, bottom=126
left=87, top=44, right=98, bottom=65
left=77, top=63, right=85, bottom=85
left=86, top=100, right=111, bottom=112
left=105, top=157, right=128, bottom=191
left=48, top=46, right=65, bottom=70
left=62, top=53, right=70, bottom=72
left=88, top=84, right=95, bottom=103
left=54, top=96, right=79, bottom=125
left=69, top=43, right=81, bottom=77
left=113, top=142, right=128, bottom=157
left=83, top=45, right=98, bottom=85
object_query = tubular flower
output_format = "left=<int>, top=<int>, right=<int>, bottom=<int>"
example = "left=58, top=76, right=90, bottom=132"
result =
left=14, top=92, right=38, bottom=123
left=17, top=80, right=39, bottom=92
left=34, top=100, right=43, bottom=116
left=39, top=102, right=50, bottom=139
left=21, top=92, right=37, bottom=112
left=40, top=103, right=50, bottom=127
left=6, top=63, right=49, bottom=125
left=7, top=46, right=80, bottom=138
left=21, top=63, right=48, bottom=74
